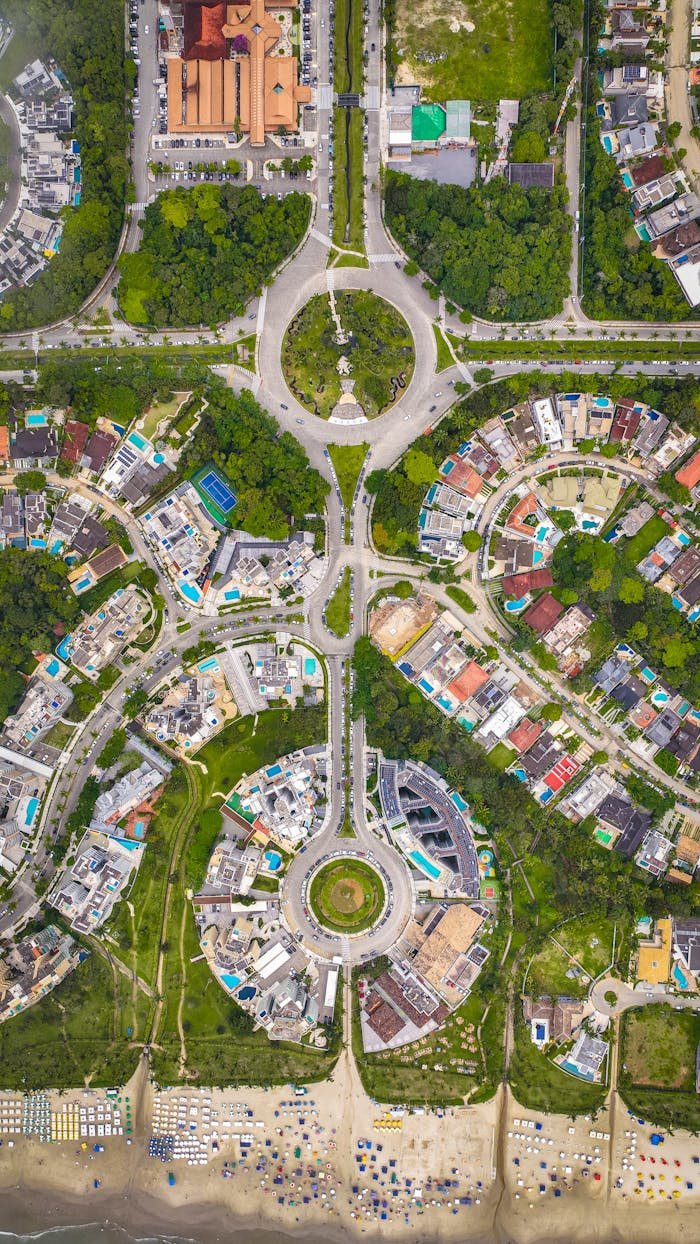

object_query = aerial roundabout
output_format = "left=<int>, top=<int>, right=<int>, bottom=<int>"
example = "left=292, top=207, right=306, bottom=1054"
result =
left=307, top=856, right=388, bottom=935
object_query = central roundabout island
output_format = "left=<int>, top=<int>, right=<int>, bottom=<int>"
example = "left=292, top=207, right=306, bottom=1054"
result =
left=307, top=856, right=388, bottom=935
left=282, top=289, right=415, bottom=421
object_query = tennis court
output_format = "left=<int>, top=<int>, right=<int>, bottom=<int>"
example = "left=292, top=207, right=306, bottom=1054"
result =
left=199, top=470, right=237, bottom=513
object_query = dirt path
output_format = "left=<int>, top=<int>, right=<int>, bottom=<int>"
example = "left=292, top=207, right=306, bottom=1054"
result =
left=666, top=0, right=700, bottom=189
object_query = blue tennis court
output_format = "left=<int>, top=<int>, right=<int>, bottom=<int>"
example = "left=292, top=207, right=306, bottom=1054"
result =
left=200, top=471, right=237, bottom=513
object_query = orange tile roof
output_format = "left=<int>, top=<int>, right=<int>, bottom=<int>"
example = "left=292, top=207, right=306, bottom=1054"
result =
left=676, top=449, right=700, bottom=490
left=0, top=426, right=9, bottom=463
left=446, top=660, right=490, bottom=703
left=507, top=491, right=539, bottom=536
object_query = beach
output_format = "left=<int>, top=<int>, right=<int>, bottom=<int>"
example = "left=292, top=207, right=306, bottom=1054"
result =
left=0, top=1048, right=698, bottom=1244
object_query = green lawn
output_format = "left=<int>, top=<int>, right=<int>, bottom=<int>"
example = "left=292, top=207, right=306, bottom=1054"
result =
left=394, top=0, right=552, bottom=101
left=624, top=515, right=670, bottom=562
left=309, top=858, right=385, bottom=932
left=332, top=107, right=365, bottom=252
left=509, top=1017, right=607, bottom=1117
left=433, top=323, right=454, bottom=372
left=328, top=442, right=369, bottom=509
left=556, top=914, right=617, bottom=980
left=282, top=290, right=414, bottom=419
left=0, top=951, right=143, bottom=1091
left=488, top=741, right=517, bottom=772
left=446, top=584, right=477, bottom=613
left=326, top=567, right=352, bottom=637
left=527, top=940, right=589, bottom=1000
left=619, top=1006, right=700, bottom=1132
left=0, top=30, right=39, bottom=91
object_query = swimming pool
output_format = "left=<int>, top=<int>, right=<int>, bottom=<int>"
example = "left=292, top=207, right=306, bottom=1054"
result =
left=238, top=985, right=256, bottom=1001
left=153, top=452, right=165, bottom=464
left=513, top=767, right=526, bottom=783
left=651, top=690, right=668, bottom=706
left=128, top=432, right=148, bottom=451
left=198, top=656, right=219, bottom=672
left=536, top=525, right=549, bottom=542
left=688, top=608, right=700, bottom=623
left=224, top=589, right=241, bottom=602
left=265, top=850, right=282, bottom=871
left=30, top=538, right=47, bottom=549
left=621, top=172, right=633, bottom=189
left=409, top=849, right=441, bottom=880
left=73, top=576, right=92, bottom=593
left=45, top=658, right=60, bottom=677
left=602, top=135, right=614, bottom=155
left=304, top=658, right=317, bottom=676
left=533, top=550, right=544, bottom=567
left=25, top=797, right=39, bottom=826
left=640, top=666, right=656, bottom=683
left=56, top=636, right=73, bottom=660
left=672, top=596, right=684, bottom=611
left=451, top=790, right=468, bottom=812
left=132, top=821, right=146, bottom=839
left=267, top=764, right=282, bottom=778
left=593, top=396, right=611, bottom=408
left=581, top=519, right=599, bottom=531
left=179, top=580, right=202, bottom=603
left=678, top=531, right=691, bottom=547
left=673, top=963, right=689, bottom=989
left=504, top=596, right=528, bottom=613
left=26, top=413, right=47, bottom=427
left=220, top=973, right=241, bottom=991
left=637, top=224, right=651, bottom=242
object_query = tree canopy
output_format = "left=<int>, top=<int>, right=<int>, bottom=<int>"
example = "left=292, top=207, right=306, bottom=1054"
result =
left=384, top=171, right=571, bottom=321
left=117, top=185, right=311, bottom=326
left=0, top=549, right=80, bottom=723
left=183, top=387, right=328, bottom=539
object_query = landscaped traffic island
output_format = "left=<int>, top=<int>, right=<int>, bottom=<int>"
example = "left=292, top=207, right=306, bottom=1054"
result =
left=282, top=290, right=414, bottom=420
left=308, top=857, right=387, bottom=933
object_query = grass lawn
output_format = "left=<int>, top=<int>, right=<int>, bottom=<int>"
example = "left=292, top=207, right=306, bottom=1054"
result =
left=394, top=0, right=552, bottom=101
left=622, top=1006, right=698, bottom=1090
left=0, top=30, right=40, bottom=91
left=527, top=940, right=589, bottom=1000
left=624, top=515, right=670, bottom=562
left=332, top=108, right=365, bottom=252
left=326, top=567, right=352, bottom=637
left=332, top=251, right=370, bottom=269
left=328, top=442, right=369, bottom=509
left=309, top=858, right=385, bottom=932
left=488, top=741, right=517, bottom=772
left=509, top=1017, right=607, bottom=1117
left=282, top=290, right=414, bottom=419
left=43, top=719, right=77, bottom=750
left=433, top=323, right=454, bottom=372
left=446, top=584, right=476, bottom=613
left=0, top=951, right=143, bottom=1091
left=556, top=914, right=617, bottom=980
left=138, top=393, right=187, bottom=442
left=619, top=1006, right=700, bottom=1132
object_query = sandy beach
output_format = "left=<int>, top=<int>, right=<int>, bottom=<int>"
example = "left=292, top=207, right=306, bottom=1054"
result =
left=0, top=1048, right=698, bottom=1244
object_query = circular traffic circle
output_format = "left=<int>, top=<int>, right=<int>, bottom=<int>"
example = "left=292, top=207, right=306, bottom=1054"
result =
left=307, top=856, right=387, bottom=935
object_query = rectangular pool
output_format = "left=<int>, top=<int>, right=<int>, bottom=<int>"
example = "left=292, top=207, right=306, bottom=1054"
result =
left=409, top=849, right=441, bottom=880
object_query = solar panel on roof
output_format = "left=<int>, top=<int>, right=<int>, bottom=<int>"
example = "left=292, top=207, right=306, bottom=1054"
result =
left=622, top=64, right=643, bottom=80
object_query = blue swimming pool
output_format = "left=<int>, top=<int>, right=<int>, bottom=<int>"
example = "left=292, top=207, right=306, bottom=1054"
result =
left=602, top=135, right=614, bottom=155
left=267, top=764, right=282, bottom=778
left=132, top=821, right=145, bottom=840
left=30, top=538, right=47, bottom=549
left=678, top=531, right=691, bottom=547
left=533, top=550, right=544, bottom=567
left=651, top=690, right=669, bottom=706
left=536, top=525, right=549, bottom=542
left=409, top=849, right=441, bottom=880
left=56, top=636, right=73, bottom=660
left=238, top=985, right=256, bottom=1001
left=582, top=519, right=599, bottom=531
left=45, top=658, right=60, bottom=677
left=304, top=658, right=317, bottom=676
left=25, top=797, right=39, bottom=826
left=622, top=172, right=633, bottom=189
left=26, top=413, right=47, bottom=427
left=224, top=589, right=241, bottom=601
left=153, top=452, right=165, bottom=464
left=220, top=973, right=241, bottom=991
left=74, top=576, right=92, bottom=592
left=505, top=596, right=528, bottom=613
left=265, top=850, right=282, bottom=871
left=198, top=656, right=219, bottom=672
left=179, top=580, right=202, bottom=603
left=128, top=432, right=148, bottom=451
left=451, top=791, right=468, bottom=812
left=673, top=963, right=689, bottom=989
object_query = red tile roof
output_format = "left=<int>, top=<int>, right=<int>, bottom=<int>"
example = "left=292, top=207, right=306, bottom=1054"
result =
left=507, top=718, right=542, bottom=755
left=609, top=402, right=642, bottom=443
left=522, top=592, right=563, bottom=635
left=61, top=420, right=89, bottom=463
left=502, top=569, right=554, bottom=597
left=183, top=1, right=228, bottom=61
left=631, top=155, right=666, bottom=187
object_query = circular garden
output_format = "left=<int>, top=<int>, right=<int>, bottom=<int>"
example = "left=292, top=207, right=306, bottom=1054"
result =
left=308, top=857, right=387, bottom=934
left=282, top=290, right=414, bottom=420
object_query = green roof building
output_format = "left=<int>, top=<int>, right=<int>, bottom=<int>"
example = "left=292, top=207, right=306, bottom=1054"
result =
left=411, top=103, right=446, bottom=145
left=445, top=100, right=471, bottom=142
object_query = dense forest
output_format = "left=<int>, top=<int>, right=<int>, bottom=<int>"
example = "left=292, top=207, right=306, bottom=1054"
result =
left=0, top=549, right=80, bottom=722
left=369, top=374, right=700, bottom=556
left=384, top=172, right=571, bottom=321
left=354, top=638, right=697, bottom=919
left=0, top=0, right=128, bottom=329
left=183, top=387, right=328, bottom=538
left=36, top=355, right=212, bottom=426
left=117, top=186, right=311, bottom=326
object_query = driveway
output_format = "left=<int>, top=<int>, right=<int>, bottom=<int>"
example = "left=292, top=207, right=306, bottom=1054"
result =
left=591, top=974, right=700, bottom=1017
